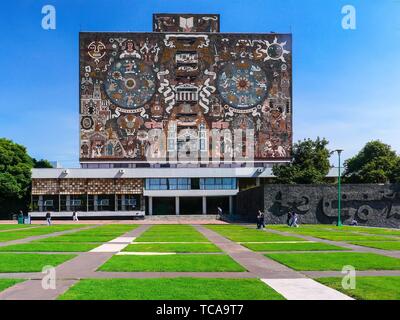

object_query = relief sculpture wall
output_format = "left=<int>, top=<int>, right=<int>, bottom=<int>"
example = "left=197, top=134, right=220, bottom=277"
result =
left=236, top=184, right=400, bottom=228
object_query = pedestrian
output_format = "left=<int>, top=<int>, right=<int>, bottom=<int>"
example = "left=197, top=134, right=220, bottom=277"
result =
left=287, top=211, right=292, bottom=226
left=350, top=219, right=358, bottom=226
left=46, top=212, right=52, bottom=226
left=72, top=211, right=79, bottom=222
left=291, top=212, right=299, bottom=228
left=217, top=206, right=223, bottom=219
left=258, top=209, right=265, bottom=229
left=256, top=212, right=261, bottom=229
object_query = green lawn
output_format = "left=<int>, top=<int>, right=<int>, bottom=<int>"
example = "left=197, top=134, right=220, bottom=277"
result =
left=349, top=241, right=400, bottom=251
left=135, top=225, right=209, bottom=243
left=0, top=279, right=24, bottom=292
left=98, top=254, right=246, bottom=272
left=0, top=253, right=76, bottom=272
left=123, top=243, right=221, bottom=253
left=266, top=252, right=400, bottom=271
left=207, top=225, right=306, bottom=242
left=38, top=224, right=137, bottom=243
left=0, top=242, right=98, bottom=252
left=317, top=276, right=400, bottom=300
left=0, top=225, right=88, bottom=242
left=58, top=278, right=284, bottom=300
left=0, top=225, right=38, bottom=231
left=242, top=242, right=347, bottom=252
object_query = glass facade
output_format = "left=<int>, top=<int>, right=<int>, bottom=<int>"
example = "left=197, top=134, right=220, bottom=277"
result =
left=145, top=178, right=236, bottom=190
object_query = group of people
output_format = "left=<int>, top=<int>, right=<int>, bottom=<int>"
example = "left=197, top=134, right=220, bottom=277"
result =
left=45, top=211, right=79, bottom=226
left=287, top=211, right=299, bottom=227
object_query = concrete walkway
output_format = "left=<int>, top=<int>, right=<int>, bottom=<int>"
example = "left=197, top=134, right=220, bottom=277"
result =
left=261, top=278, right=354, bottom=300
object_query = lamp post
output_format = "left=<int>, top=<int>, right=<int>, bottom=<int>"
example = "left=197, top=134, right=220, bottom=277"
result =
left=334, top=149, right=344, bottom=227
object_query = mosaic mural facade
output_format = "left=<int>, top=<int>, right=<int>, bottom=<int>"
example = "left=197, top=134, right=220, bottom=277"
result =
left=79, top=16, right=292, bottom=163
left=153, top=13, right=220, bottom=33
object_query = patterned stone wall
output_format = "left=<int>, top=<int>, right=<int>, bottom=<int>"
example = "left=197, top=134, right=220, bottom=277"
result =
left=153, top=13, right=220, bottom=32
left=236, top=184, right=400, bottom=228
left=32, top=179, right=143, bottom=195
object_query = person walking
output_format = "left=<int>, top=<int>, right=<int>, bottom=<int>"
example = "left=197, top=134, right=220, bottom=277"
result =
left=258, top=210, right=265, bottom=229
left=256, top=212, right=261, bottom=229
left=216, top=206, right=223, bottom=220
left=72, top=211, right=79, bottom=222
left=46, top=212, right=52, bottom=226
left=287, top=211, right=292, bottom=226
left=291, top=212, right=299, bottom=228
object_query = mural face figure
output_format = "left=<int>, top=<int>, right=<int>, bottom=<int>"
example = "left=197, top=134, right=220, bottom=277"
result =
left=88, top=41, right=106, bottom=63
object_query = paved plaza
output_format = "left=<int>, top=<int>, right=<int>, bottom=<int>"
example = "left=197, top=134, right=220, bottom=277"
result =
left=0, top=222, right=399, bottom=300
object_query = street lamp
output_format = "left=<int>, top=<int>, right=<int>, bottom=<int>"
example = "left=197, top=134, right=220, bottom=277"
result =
left=334, top=149, right=344, bottom=227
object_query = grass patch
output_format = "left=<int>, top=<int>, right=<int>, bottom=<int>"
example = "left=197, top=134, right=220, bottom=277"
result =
left=0, top=253, right=76, bottom=272
left=99, top=254, right=245, bottom=272
left=0, top=225, right=36, bottom=231
left=0, top=279, right=24, bottom=292
left=311, top=234, right=399, bottom=242
left=38, top=225, right=137, bottom=243
left=123, top=243, right=221, bottom=253
left=0, top=242, right=98, bottom=252
left=0, top=225, right=86, bottom=242
left=317, top=276, right=400, bottom=300
left=266, top=252, right=400, bottom=271
left=349, top=241, right=400, bottom=251
left=135, top=225, right=209, bottom=243
left=242, top=242, right=347, bottom=252
left=58, top=278, right=284, bottom=300
left=207, top=225, right=305, bottom=242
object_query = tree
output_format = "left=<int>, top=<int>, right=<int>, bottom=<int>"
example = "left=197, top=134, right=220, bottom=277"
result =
left=0, top=138, right=34, bottom=217
left=272, top=137, right=331, bottom=184
left=344, top=140, right=399, bottom=183
left=33, top=158, right=53, bottom=168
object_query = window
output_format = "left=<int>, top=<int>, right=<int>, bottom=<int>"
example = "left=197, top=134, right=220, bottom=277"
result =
left=200, top=178, right=236, bottom=190
left=44, top=200, right=54, bottom=206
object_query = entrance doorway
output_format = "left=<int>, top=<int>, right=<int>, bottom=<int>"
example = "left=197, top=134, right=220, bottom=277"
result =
left=180, top=197, right=202, bottom=215
left=153, top=197, right=175, bottom=215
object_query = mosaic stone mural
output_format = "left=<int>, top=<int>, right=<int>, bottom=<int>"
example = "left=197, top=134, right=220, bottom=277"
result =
left=153, top=13, right=220, bottom=33
left=79, top=19, right=292, bottom=163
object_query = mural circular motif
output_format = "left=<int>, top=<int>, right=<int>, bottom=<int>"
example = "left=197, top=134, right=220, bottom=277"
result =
left=81, top=116, right=94, bottom=130
left=104, top=59, right=156, bottom=109
left=217, top=60, right=268, bottom=109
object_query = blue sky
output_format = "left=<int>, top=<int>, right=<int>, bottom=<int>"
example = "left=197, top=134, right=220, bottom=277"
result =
left=0, top=0, right=399, bottom=167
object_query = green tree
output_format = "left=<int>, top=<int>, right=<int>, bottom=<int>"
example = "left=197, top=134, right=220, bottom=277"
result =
left=344, top=140, right=399, bottom=183
left=32, top=158, right=53, bottom=168
left=0, top=138, right=34, bottom=218
left=272, top=137, right=331, bottom=184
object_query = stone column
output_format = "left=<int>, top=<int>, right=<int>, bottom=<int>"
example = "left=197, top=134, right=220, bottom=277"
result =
left=94, top=195, right=98, bottom=211
left=39, top=195, right=43, bottom=212
left=66, top=195, right=71, bottom=211
left=229, top=196, right=233, bottom=215
left=256, top=178, right=261, bottom=187
left=175, top=196, right=180, bottom=215
left=148, top=196, right=153, bottom=215
left=121, top=194, right=126, bottom=211
left=202, top=196, right=207, bottom=215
